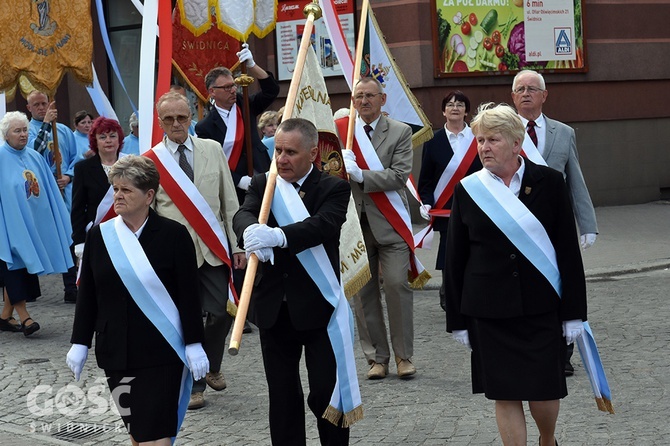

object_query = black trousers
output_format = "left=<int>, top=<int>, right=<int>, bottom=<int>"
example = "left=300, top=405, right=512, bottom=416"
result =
left=260, top=303, right=349, bottom=446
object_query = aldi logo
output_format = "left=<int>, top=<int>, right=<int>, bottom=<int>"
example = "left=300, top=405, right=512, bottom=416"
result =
left=554, top=28, right=573, bottom=55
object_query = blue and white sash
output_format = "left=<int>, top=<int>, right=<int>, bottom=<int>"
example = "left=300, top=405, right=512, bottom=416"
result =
left=270, top=176, right=363, bottom=426
left=461, top=169, right=561, bottom=296
left=100, top=216, right=192, bottom=442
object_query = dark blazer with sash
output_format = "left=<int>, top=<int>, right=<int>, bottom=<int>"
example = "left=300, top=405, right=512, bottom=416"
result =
left=232, top=168, right=351, bottom=331
left=418, top=128, right=482, bottom=232
left=71, top=209, right=204, bottom=371
left=445, top=159, right=587, bottom=332
left=71, top=154, right=113, bottom=246
left=195, top=73, right=280, bottom=203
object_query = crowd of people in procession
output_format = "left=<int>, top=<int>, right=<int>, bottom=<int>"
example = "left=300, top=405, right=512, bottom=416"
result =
left=0, top=38, right=598, bottom=446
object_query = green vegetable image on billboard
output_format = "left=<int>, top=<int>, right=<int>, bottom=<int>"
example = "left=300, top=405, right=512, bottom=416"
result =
left=432, top=0, right=585, bottom=76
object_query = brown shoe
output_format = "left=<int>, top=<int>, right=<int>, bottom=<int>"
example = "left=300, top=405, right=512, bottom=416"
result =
left=206, top=371, right=227, bottom=391
left=367, top=362, right=388, bottom=380
left=188, top=392, right=205, bottom=410
left=395, top=357, right=416, bottom=378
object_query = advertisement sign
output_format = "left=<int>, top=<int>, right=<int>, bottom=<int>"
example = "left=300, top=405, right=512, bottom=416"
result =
left=276, top=0, right=355, bottom=81
left=432, top=0, right=585, bottom=76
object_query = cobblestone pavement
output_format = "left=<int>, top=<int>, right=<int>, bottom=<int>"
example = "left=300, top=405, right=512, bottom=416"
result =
left=1, top=202, right=669, bottom=445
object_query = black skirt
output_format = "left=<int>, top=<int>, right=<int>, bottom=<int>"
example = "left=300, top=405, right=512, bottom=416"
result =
left=106, top=363, right=184, bottom=442
left=468, top=311, right=567, bottom=401
left=0, top=262, right=41, bottom=305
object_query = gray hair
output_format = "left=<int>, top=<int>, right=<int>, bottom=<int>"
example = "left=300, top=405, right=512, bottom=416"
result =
left=276, top=118, right=319, bottom=149
left=155, top=91, right=191, bottom=114
left=108, top=155, right=160, bottom=196
left=0, top=111, right=30, bottom=139
left=470, top=102, right=525, bottom=146
left=128, top=112, right=138, bottom=129
left=354, top=77, right=384, bottom=94
left=204, top=67, right=234, bottom=90
left=512, top=69, right=546, bottom=92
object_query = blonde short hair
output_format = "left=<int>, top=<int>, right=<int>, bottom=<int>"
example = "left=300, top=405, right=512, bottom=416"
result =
left=470, top=102, right=525, bottom=145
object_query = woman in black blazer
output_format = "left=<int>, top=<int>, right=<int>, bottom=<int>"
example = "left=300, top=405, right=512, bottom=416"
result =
left=445, top=103, right=587, bottom=446
left=67, top=156, right=208, bottom=444
left=71, top=117, right=126, bottom=261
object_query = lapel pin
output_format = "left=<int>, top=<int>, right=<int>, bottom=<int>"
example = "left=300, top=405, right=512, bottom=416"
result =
left=524, top=186, right=532, bottom=195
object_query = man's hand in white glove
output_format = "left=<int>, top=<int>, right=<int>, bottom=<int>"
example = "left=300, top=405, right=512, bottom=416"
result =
left=342, top=149, right=363, bottom=183
left=562, top=319, right=584, bottom=345
left=74, top=243, right=85, bottom=260
left=419, top=205, right=432, bottom=221
left=66, top=344, right=89, bottom=381
left=244, top=224, right=286, bottom=251
left=452, top=330, right=472, bottom=350
left=238, top=175, right=252, bottom=191
left=185, top=343, right=209, bottom=381
left=236, top=43, right=256, bottom=68
left=246, top=247, right=275, bottom=264
left=580, top=233, right=597, bottom=250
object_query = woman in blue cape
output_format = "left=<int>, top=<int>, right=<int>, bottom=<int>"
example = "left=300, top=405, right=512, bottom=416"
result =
left=0, top=111, right=73, bottom=336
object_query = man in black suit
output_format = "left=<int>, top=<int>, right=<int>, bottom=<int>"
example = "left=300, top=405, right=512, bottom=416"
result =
left=233, top=119, right=356, bottom=445
left=195, top=44, right=280, bottom=204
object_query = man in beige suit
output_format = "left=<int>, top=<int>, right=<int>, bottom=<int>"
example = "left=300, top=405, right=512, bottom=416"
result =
left=341, top=78, right=416, bottom=380
left=152, top=91, right=245, bottom=409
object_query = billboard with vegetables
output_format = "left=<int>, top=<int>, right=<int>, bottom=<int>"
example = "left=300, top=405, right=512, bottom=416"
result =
left=432, top=0, right=585, bottom=76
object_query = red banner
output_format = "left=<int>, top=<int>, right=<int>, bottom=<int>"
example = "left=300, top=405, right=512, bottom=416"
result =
left=171, top=4, right=241, bottom=103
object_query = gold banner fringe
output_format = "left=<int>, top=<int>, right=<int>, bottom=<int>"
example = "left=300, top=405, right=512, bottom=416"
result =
left=596, top=397, right=615, bottom=414
left=322, top=404, right=364, bottom=428
left=344, top=266, right=372, bottom=299
left=227, top=299, right=238, bottom=318
left=409, top=270, right=432, bottom=290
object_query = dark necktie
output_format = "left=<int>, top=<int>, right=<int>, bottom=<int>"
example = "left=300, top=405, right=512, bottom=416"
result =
left=526, top=120, right=538, bottom=147
left=177, top=144, right=194, bottom=181
left=364, top=124, right=373, bottom=140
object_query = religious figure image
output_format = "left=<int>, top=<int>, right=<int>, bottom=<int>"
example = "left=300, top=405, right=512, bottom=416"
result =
left=322, top=150, right=343, bottom=177
left=31, top=0, right=57, bottom=37
left=23, top=170, right=40, bottom=198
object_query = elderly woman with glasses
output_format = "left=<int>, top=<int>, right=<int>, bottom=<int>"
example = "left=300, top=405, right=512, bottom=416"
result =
left=418, top=90, right=482, bottom=310
left=67, top=155, right=208, bottom=445
left=0, top=111, right=73, bottom=336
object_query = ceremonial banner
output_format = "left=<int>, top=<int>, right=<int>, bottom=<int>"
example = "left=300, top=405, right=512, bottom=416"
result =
left=319, top=0, right=432, bottom=147
left=172, top=2, right=241, bottom=103
left=292, top=47, right=370, bottom=298
left=0, top=0, right=93, bottom=95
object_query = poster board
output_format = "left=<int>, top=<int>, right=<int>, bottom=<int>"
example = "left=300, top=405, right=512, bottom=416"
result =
left=432, top=0, right=585, bottom=77
left=275, top=0, right=356, bottom=81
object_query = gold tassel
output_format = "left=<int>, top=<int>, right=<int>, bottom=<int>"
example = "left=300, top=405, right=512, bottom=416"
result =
left=344, top=266, right=372, bottom=298
left=322, top=405, right=364, bottom=428
left=595, top=397, right=615, bottom=414
left=226, top=300, right=237, bottom=318
left=409, top=270, right=432, bottom=289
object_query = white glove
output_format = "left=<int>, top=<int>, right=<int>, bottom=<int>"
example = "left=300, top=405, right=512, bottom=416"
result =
left=244, top=224, right=286, bottom=251
left=342, top=149, right=363, bottom=183
left=66, top=344, right=89, bottom=382
left=185, top=343, right=209, bottom=381
left=452, top=330, right=471, bottom=350
left=238, top=175, right=252, bottom=191
left=246, top=247, right=275, bottom=265
left=74, top=243, right=85, bottom=259
left=419, top=204, right=432, bottom=221
left=562, top=319, right=584, bottom=345
left=236, top=43, right=256, bottom=68
left=580, top=233, right=597, bottom=250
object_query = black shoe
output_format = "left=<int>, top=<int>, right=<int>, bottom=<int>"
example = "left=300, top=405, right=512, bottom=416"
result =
left=564, top=361, right=574, bottom=376
left=243, top=320, right=253, bottom=334
left=64, top=290, right=77, bottom=303
left=0, top=317, right=22, bottom=332
left=22, top=318, right=40, bottom=337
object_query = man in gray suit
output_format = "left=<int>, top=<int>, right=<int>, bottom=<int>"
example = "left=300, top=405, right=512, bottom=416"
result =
left=512, top=69, right=598, bottom=375
left=342, top=77, right=416, bottom=380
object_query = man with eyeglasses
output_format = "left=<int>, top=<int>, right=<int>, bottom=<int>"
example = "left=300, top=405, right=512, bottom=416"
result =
left=148, top=91, right=245, bottom=410
left=511, top=69, right=598, bottom=376
left=195, top=43, right=280, bottom=204
left=339, top=77, right=417, bottom=380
